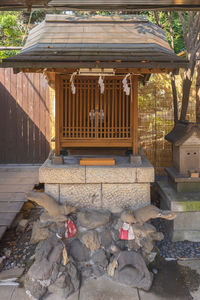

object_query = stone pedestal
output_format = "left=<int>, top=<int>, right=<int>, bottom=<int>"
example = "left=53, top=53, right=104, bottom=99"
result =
left=158, top=172, right=200, bottom=242
left=39, top=156, right=154, bottom=213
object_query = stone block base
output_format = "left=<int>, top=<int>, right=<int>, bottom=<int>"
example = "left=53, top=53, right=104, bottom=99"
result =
left=158, top=181, right=200, bottom=242
left=45, top=183, right=150, bottom=213
left=41, top=156, right=154, bottom=213
left=172, top=230, right=200, bottom=242
left=166, top=167, right=200, bottom=192
left=51, top=155, right=64, bottom=165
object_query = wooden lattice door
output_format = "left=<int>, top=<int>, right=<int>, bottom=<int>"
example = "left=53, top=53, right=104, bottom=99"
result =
left=56, top=75, right=138, bottom=152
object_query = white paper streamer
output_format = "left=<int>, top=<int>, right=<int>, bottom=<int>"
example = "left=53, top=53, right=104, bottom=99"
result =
left=122, top=73, right=131, bottom=96
left=98, top=75, right=105, bottom=94
left=70, top=72, right=77, bottom=94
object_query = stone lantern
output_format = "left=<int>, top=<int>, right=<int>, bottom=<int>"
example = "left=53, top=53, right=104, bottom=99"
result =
left=158, top=123, right=200, bottom=242
left=166, top=123, right=200, bottom=175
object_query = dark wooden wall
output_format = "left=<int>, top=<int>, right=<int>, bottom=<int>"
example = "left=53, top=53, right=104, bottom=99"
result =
left=0, top=68, right=51, bottom=164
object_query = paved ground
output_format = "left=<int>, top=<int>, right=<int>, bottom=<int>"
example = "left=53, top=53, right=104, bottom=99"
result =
left=0, top=165, right=39, bottom=239
left=1, top=261, right=199, bottom=300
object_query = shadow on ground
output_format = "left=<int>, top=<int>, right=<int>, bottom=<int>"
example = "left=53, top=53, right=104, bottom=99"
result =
left=149, top=256, right=200, bottom=299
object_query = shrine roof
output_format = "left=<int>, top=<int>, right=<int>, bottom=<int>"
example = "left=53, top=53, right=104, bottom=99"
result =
left=2, top=14, right=187, bottom=70
left=165, top=123, right=200, bottom=146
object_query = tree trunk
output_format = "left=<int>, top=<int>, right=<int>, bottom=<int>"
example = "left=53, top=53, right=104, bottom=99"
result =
left=170, top=73, right=178, bottom=123
left=196, top=51, right=200, bottom=123
left=180, top=54, right=196, bottom=122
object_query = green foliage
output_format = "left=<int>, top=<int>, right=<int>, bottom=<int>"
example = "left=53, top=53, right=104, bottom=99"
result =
left=0, top=12, right=26, bottom=45
left=0, top=10, right=56, bottom=60
left=142, top=11, right=185, bottom=54
left=0, top=11, right=25, bottom=60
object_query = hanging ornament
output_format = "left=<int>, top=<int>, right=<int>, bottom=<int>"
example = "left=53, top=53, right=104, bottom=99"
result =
left=122, top=73, right=131, bottom=96
left=65, top=218, right=77, bottom=238
left=98, top=75, right=105, bottom=94
left=119, top=222, right=135, bottom=240
left=70, top=72, right=77, bottom=94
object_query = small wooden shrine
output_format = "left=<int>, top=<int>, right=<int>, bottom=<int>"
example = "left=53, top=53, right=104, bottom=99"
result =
left=2, top=14, right=186, bottom=160
left=2, top=14, right=187, bottom=212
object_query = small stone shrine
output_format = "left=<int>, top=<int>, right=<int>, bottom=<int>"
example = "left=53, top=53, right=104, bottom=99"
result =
left=158, top=123, right=200, bottom=242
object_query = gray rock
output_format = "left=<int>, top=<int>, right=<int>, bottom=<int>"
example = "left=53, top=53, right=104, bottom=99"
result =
left=120, top=210, right=136, bottom=223
left=25, top=276, right=47, bottom=300
left=81, top=230, right=100, bottom=251
left=115, top=265, right=153, bottom=291
left=16, top=219, right=28, bottom=232
left=100, top=230, right=113, bottom=249
left=48, top=262, right=80, bottom=299
left=30, top=220, right=52, bottom=244
left=92, top=265, right=105, bottom=277
left=115, top=266, right=141, bottom=285
left=91, top=249, right=108, bottom=268
left=80, top=265, right=93, bottom=282
left=48, top=273, right=74, bottom=299
left=110, top=228, right=120, bottom=242
left=39, top=211, right=54, bottom=227
left=78, top=209, right=111, bottom=229
left=28, top=236, right=63, bottom=281
left=65, top=261, right=80, bottom=291
left=112, top=217, right=123, bottom=231
left=115, top=240, right=127, bottom=251
left=28, top=258, right=54, bottom=281
left=69, top=239, right=90, bottom=262
left=110, top=247, right=153, bottom=291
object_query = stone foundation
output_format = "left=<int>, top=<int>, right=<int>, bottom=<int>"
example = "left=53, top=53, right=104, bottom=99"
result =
left=39, top=156, right=154, bottom=213
left=158, top=180, right=200, bottom=242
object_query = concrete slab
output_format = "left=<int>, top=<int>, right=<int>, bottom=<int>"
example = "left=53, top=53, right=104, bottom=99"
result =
left=178, top=259, right=200, bottom=300
left=157, top=181, right=200, bottom=212
left=139, top=290, right=183, bottom=300
left=158, top=181, right=200, bottom=241
left=0, top=286, right=15, bottom=300
left=0, top=166, right=39, bottom=240
left=11, top=287, right=29, bottom=300
left=172, top=230, right=200, bottom=242
left=46, top=275, right=139, bottom=300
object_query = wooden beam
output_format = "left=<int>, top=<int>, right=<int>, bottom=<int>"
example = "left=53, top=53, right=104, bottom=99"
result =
left=60, top=139, right=132, bottom=148
left=132, top=75, right=138, bottom=155
left=19, top=68, right=77, bottom=74
left=55, top=74, right=61, bottom=156
left=3, top=61, right=187, bottom=70
left=80, top=158, right=115, bottom=166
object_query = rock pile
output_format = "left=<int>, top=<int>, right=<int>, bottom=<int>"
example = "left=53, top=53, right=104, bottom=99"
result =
left=25, top=192, right=176, bottom=300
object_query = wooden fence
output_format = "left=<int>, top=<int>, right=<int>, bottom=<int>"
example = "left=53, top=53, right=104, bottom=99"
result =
left=0, top=68, right=51, bottom=164
left=138, top=73, right=196, bottom=174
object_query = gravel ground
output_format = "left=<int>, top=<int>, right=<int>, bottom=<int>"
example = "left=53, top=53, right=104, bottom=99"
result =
left=0, top=202, right=41, bottom=272
left=152, top=218, right=200, bottom=259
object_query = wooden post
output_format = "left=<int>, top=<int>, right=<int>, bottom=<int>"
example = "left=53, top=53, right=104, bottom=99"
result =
left=132, top=75, right=138, bottom=155
left=55, top=74, right=61, bottom=156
